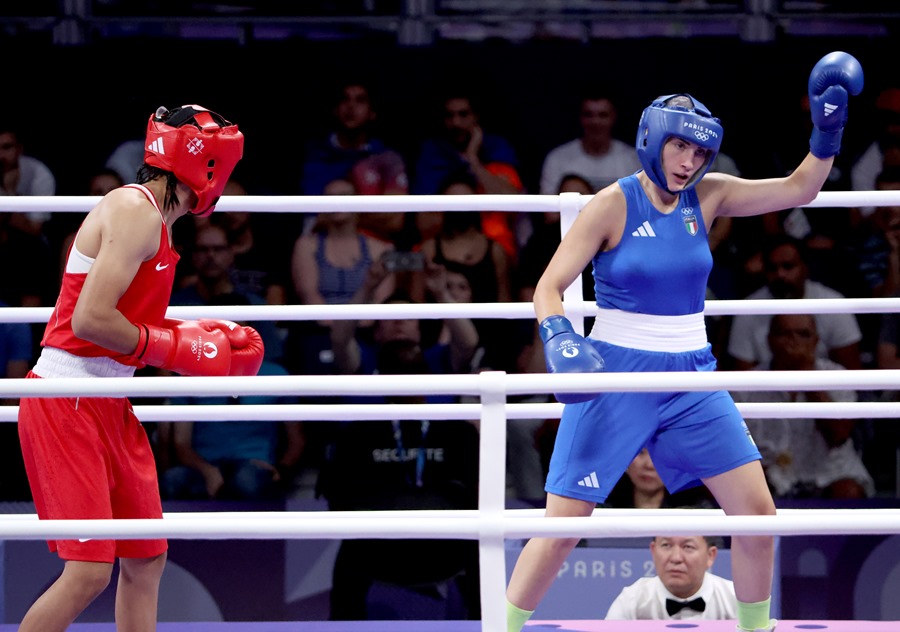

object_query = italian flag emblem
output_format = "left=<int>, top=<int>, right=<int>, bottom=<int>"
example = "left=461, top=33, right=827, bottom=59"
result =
left=683, top=215, right=699, bottom=236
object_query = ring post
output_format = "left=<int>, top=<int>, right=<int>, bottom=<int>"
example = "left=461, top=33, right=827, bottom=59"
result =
left=559, top=191, right=587, bottom=335
left=478, top=370, right=509, bottom=632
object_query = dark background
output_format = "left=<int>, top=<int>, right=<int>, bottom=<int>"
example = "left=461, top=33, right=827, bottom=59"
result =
left=2, top=32, right=897, bottom=197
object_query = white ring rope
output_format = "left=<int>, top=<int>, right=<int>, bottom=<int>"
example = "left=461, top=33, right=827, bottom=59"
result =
left=0, top=189, right=898, bottom=213
left=0, top=511, right=898, bottom=541
left=0, top=508, right=893, bottom=520
left=5, top=297, right=900, bottom=324
left=0, top=401, right=897, bottom=422
left=2, top=370, right=899, bottom=399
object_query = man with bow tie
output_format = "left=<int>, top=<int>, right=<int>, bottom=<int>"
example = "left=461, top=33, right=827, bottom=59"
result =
left=605, top=536, right=738, bottom=621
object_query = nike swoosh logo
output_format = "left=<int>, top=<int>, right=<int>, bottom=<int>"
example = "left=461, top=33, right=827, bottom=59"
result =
left=78, top=538, right=92, bottom=543
left=155, top=263, right=169, bottom=271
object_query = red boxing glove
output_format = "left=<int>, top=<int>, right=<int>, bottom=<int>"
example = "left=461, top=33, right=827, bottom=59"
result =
left=199, top=319, right=265, bottom=377
left=131, top=319, right=232, bottom=377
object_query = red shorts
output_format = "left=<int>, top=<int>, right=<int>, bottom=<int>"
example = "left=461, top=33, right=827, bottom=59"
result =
left=17, top=372, right=167, bottom=562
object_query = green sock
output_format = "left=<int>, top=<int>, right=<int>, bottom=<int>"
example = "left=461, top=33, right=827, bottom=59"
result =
left=506, top=600, right=534, bottom=632
left=737, top=597, right=771, bottom=631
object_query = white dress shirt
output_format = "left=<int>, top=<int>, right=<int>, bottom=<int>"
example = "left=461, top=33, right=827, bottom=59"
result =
left=538, top=138, right=640, bottom=194
left=605, top=572, right=738, bottom=620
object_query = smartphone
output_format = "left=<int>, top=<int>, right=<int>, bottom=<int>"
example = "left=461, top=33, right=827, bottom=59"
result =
left=382, top=251, right=425, bottom=272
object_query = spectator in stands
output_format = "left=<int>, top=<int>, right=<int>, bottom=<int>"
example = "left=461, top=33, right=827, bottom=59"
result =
left=877, top=298, right=900, bottom=371
left=171, top=221, right=283, bottom=361
left=209, top=178, right=293, bottom=306
left=292, top=179, right=396, bottom=319
left=412, top=90, right=525, bottom=260
left=738, top=94, right=856, bottom=300
left=605, top=536, right=737, bottom=621
left=160, top=353, right=304, bottom=501
left=845, top=166, right=900, bottom=362
left=0, top=121, right=53, bottom=202
left=850, top=166, right=900, bottom=300
left=425, top=263, right=485, bottom=372
left=104, top=138, right=144, bottom=184
left=539, top=89, right=640, bottom=195
left=323, top=267, right=477, bottom=486
left=726, top=235, right=862, bottom=371
left=350, top=149, right=412, bottom=248
left=318, top=338, right=481, bottom=620
left=87, top=167, right=126, bottom=198
left=286, top=177, right=396, bottom=377
left=517, top=173, right=597, bottom=310
left=605, top=448, right=715, bottom=510
left=301, top=80, right=407, bottom=197
left=412, top=89, right=520, bottom=196
left=419, top=186, right=512, bottom=303
left=422, top=216, right=513, bottom=371
left=330, top=268, right=480, bottom=390
left=852, top=87, right=900, bottom=218
left=0, top=124, right=56, bottom=236
left=298, top=260, right=478, bottom=507
left=732, top=314, right=874, bottom=499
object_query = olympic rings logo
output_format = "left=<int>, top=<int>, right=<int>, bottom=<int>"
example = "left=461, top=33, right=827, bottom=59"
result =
left=694, top=131, right=710, bottom=142
left=190, top=338, right=219, bottom=361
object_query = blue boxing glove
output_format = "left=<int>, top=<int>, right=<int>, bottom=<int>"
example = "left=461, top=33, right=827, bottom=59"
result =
left=808, top=51, right=864, bottom=159
left=539, top=315, right=605, bottom=404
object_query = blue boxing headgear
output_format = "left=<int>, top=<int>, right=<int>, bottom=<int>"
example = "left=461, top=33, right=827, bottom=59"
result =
left=635, top=94, right=723, bottom=193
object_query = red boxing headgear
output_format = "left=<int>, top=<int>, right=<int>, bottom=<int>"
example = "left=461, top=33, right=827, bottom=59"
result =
left=144, top=105, right=244, bottom=217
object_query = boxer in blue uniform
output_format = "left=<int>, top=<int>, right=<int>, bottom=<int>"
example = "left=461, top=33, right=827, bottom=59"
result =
left=506, top=51, right=864, bottom=632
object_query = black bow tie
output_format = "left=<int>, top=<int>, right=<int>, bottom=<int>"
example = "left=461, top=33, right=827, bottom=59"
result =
left=666, top=597, right=706, bottom=616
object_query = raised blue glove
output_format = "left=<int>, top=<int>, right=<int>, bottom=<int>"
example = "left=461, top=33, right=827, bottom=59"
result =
left=808, top=51, right=864, bottom=159
left=539, top=315, right=605, bottom=404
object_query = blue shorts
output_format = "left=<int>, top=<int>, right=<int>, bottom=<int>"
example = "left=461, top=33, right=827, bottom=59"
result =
left=545, top=339, right=760, bottom=503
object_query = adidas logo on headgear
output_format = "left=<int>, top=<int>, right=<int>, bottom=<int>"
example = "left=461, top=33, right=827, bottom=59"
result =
left=147, top=138, right=165, bottom=155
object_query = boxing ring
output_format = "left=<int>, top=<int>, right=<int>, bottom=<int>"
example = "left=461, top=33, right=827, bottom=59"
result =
left=1, top=191, right=899, bottom=631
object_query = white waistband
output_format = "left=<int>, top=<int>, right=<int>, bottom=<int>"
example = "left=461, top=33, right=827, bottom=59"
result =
left=34, top=347, right=136, bottom=379
left=588, top=308, right=708, bottom=352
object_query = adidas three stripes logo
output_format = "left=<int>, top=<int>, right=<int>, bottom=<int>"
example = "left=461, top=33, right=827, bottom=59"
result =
left=631, top=220, right=656, bottom=237
left=147, top=138, right=165, bottom=155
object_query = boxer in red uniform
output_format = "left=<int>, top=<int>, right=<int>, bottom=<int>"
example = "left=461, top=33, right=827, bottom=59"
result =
left=17, top=105, right=261, bottom=632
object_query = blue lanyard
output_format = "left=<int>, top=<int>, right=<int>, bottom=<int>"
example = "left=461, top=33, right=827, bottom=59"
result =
left=392, top=419, right=430, bottom=487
